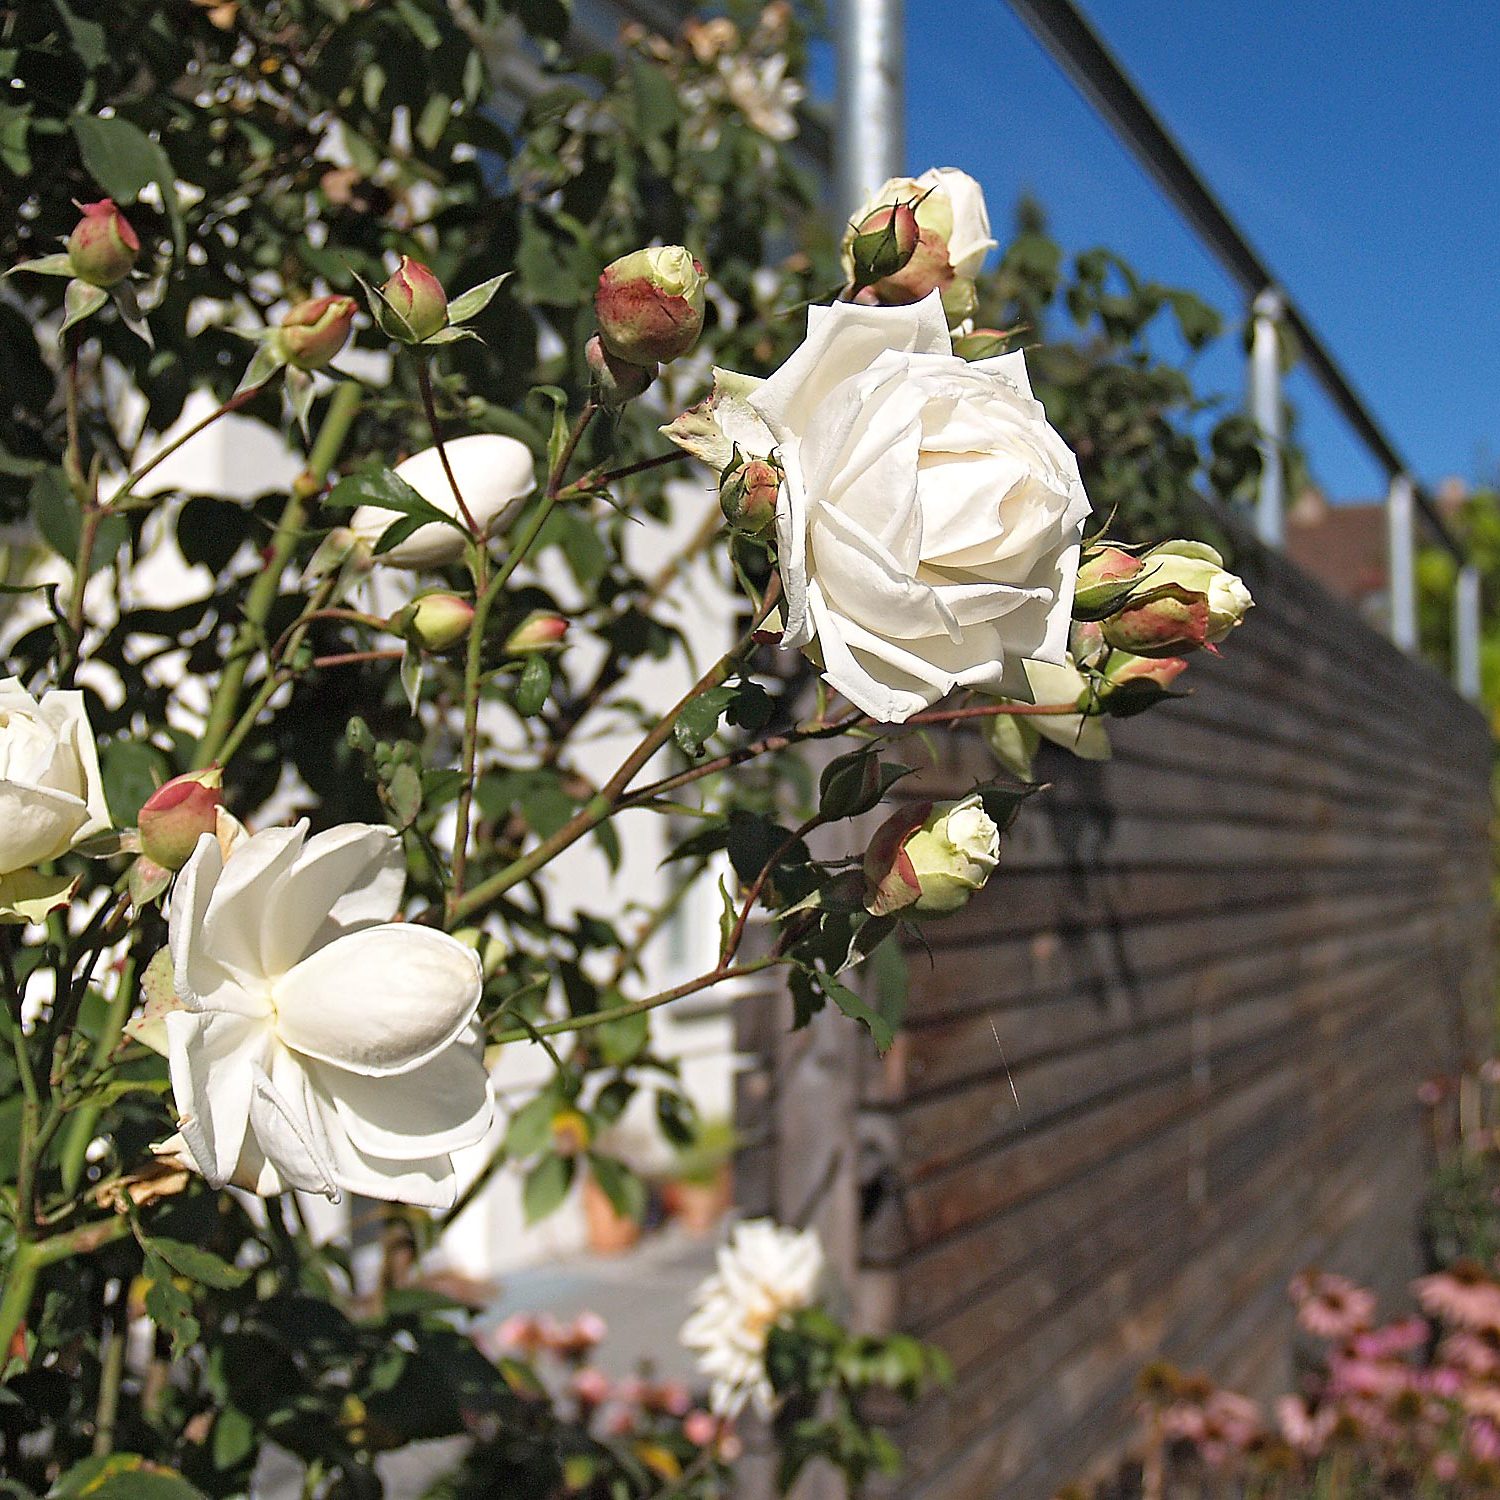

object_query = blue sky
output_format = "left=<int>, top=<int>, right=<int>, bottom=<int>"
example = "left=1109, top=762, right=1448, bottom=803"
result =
left=832, top=0, right=1500, bottom=501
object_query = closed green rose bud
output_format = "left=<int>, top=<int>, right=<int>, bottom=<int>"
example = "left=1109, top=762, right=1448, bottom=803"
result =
left=848, top=202, right=920, bottom=288
left=585, top=333, right=656, bottom=409
left=391, top=592, right=474, bottom=653
left=276, top=294, right=357, bottom=370
left=719, top=454, right=781, bottom=535
left=66, top=199, right=140, bottom=288
left=505, top=611, right=568, bottom=655
left=378, top=255, right=448, bottom=341
left=138, top=767, right=224, bottom=872
left=595, top=246, right=707, bottom=365
left=864, top=793, right=1000, bottom=917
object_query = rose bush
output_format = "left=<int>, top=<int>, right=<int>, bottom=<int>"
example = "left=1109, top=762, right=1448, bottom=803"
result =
left=0, top=4, right=1262, bottom=1494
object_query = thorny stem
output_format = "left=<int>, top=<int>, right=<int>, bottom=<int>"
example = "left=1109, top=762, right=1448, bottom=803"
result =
left=415, top=359, right=483, bottom=539
left=194, top=381, right=362, bottom=768
left=109, top=382, right=270, bottom=512
left=0, top=1214, right=132, bottom=1374
left=620, top=699, right=1085, bottom=809
left=311, top=648, right=403, bottom=669
left=452, top=573, right=779, bottom=923
left=447, top=403, right=598, bottom=923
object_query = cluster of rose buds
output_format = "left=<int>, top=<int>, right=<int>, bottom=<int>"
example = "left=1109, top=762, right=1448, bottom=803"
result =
left=1076, top=540, right=1254, bottom=658
left=589, top=246, right=707, bottom=408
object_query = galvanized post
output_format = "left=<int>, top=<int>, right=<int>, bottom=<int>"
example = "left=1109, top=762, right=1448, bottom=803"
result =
left=1387, top=473, right=1418, bottom=652
left=1455, top=562, right=1483, bottom=701
left=1249, top=288, right=1284, bottom=549
left=834, top=0, right=905, bottom=224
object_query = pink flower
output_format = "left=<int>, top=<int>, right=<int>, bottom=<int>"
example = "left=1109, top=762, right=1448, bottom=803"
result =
left=683, top=1409, right=719, bottom=1447
left=494, top=1313, right=547, bottom=1356
left=1469, top=1416, right=1500, bottom=1463
left=1276, top=1395, right=1335, bottom=1456
left=1442, top=1332, right=1500, bottom=1377
left=1290, top=1270, right=1376, bottom=1341
left=1416, top=1267, right=1500, bottom=1333
left=1351, top=1316, right=1428, bottom=1360
left=571, top=1367, right=612, bottom=1407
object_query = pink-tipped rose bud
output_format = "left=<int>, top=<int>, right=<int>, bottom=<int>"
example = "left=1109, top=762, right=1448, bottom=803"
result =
left=505, top=611, right=568, bottom=655
left=718, top=454, right=781, bottom=535
left=1097, top=652, right=1189, bottom=717
left=67, top=199, right=140, bottom=288
left=585, top=333, right=656, bottom=409
left=1101, top=541, right=1252, bottom=657
left=847, top=202, right=920, bottom=288
left=378, top=255, right=448, bottom=341
left=1073, top=545, right=1146, bottom=621
left=138, top=767, right=224, bottom=872
left=595, top=246, right=707, bottom=365
left=1069, top=617, right=1106, bottom=666
left=276, top=294, right=356, bottom=370
left=392, top=592, right=474, bottom=653
left=864, top=793, right=1000, bottom=917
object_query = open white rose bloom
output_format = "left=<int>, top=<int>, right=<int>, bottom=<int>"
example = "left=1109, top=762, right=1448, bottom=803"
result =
left=693, top=294, right=1091, bottom=723
left=0, top=678, right=110, bottom=918
left=154, top=821, right=490, bottom=1207
left=349, top=432, right=537, bottom=570
left=680, top=1219, right=825, bottom=1418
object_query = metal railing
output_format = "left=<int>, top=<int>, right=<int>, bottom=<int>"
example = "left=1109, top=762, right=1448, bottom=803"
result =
left=832, top=0, right=1485, bottom=701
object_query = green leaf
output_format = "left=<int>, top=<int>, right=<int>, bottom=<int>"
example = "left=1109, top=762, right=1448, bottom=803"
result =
left=447, top=273, right=511, bottom=325
left=384, top=759, right=423, bottom=827
left=60, top=278, right=108, bottom=336
left=522, top=1153, right=574, bottom=1223
left=514, top=654, right=550, bottom=717
left=504, top=1092, right=555, bottom=1159
left=69, top=115, right=183, bottom=256
left=100, top=739, right=168, bottom=825
left=109, top=280, right=153, bottom=348
left=54, top=2, right=107, bottom=69
left=821, top=971, right=897, bottom=1053
left=0, top=103, right=31, bottom=176
left=141, top=1249, right=199, bottom=1359
left=418, top=325, right=480, bottom=347
left=673, top=684, right=737, bottom=758
left=595, top=1006, right=648, bottom=1066
left=51, top=1454, right=207, bottom=1500
left=587, top=1153, right=645, bottom=1222
left=325, top=465, right=464, bottom=536
left=145, top=1236, right=248, bottom=1290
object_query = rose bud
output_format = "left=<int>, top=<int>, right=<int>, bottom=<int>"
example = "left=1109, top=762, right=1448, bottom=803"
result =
left=847, top=202, right=920, bottom=288
left=137, top=767, right=225, bottom=872
left=391, top=592, right=474, bottom=653
left=585, top=333, right=656, bottom=409
left=505, top=610, right=568, bottom=655
left=951, top=328, right=1010, bottom=361
left=1069, top=617, right=1107, bottom=667
left=66, top=199, right=140, bottom=288
left=719, top=454, right=781, bottom=535
left=1097, top=652, right=1189, bottom=717
left=1102, top=541, right=1252, bottom=657
left=595, top=246, right=707, bottom=365
left=864, top=792, right=1000, bottom=917
left=1072, top=545, right=1145, bottom=621
left=128, top=854, right=173, bottom=909
left=276, top=294, right=357, bottom=370
left=378, top=255, right=448, bottom=341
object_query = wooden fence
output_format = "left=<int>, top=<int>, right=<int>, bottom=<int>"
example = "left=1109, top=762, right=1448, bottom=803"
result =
left=734, top=539, right=1494, bottom=1499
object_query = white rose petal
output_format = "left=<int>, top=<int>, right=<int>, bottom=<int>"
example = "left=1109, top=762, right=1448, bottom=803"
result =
left=748, top=296, right=1092, bottom=723
left=160, top=820, right=492, bottom=1206
left=0, top=679, right=110, bottom=884
left=349, top=433, right=538, bottom=570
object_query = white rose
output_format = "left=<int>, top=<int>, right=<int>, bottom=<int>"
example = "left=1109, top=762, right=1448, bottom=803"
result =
left=155, top=820, right=491, bottom=1207
left=841, top=167, right=996, bottom=323
left=349, top=433, right=537, bottom=570
left=747, top=294, right=1092, bottom=723
left=0, top=678, right=110, bottom=904
left=680, top=1219, right=825, bottom=1418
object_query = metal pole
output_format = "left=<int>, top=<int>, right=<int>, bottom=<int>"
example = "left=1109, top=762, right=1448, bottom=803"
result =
left=1249, top=287, right=1284, bottom=548
left=1455, top=562, right=1483, bottom=701
left=1387, top=473, right=1417, bottom=652
left=834, top=0, right=905, bottom=224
